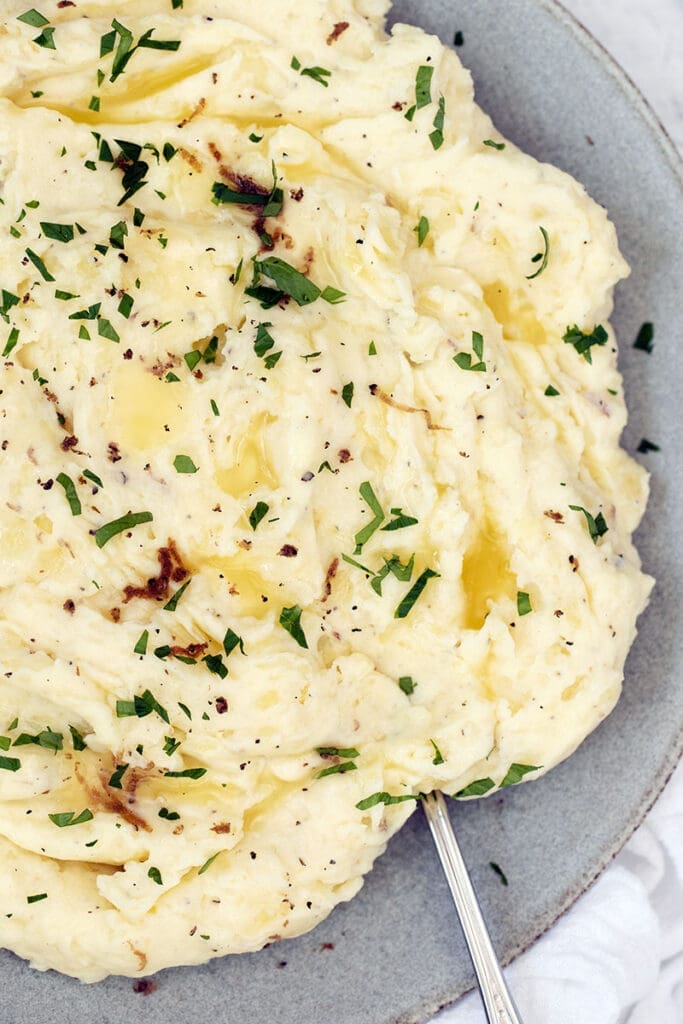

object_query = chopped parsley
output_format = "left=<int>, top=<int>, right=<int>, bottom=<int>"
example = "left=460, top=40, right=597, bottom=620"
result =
left=173, top=454, right=198, bottom=474
left=316, top=746, right=360, bottom=758
left=248, top=501, right=269, bottom=531
left=250, top=257, right=321, bottom=307
left=27, top=893, right=48, bottom=904
left=17, top=10, right=49, bottom=27
left=94, top=510, right=153, bottom=548
left=109, top=220, right=128, bottom=250
left=341, top=382, right=354, bottom=408
left=454, top=330, right=486, bottom=372
left=26, top=247, right=55, bottom=282
left=291, top=56, right=332, bottom=87
left=501, top=763, right=540, bottom=787
left=279, top=605, right=308, bottom=649
left=398, top=676, right=416, bottom=696
left=203, top=653, right=228, bottom=679
left=253, top=322, right=282, bottom=367
left=569, top=504, right=608, bottom=544
left=133, top=630, right=149, bottom=655
left=430, top=740, right=444, bottom=766
left=454, top=777, right=495, bottom=798
left=0, top=756, right=21, bottom=773
left=414, top=216, right=430, bottom=246
left=107, top=19, right=181, bottom=84
left=544, top=385, right=560, bottom=397
left=223, top=628, right=246, bottom=657
left=563, top=323, right=608, bottom=363
left=483, top=139, right=506, bottom=151
left=48, top=809, right=93, bottom=828
left=317, top=761, right=357, bottom=779
left=415, top=65, right=434, bottom=109
left=163, top=579, right=191, bottom=611
left=430, top=96, right=446, bottom=150
left=637, top=439, right=660, bottom=454
left=33, top=26, right=56, bottom=49
left=634, top=322, right=654, bottom=353
left=116, top=690, right=169, bottom=724
left=381, top=508, right=418, bottom=532
left=353, top=481, right=385, bottom=553
left=198, top=851, right=223, bottom=875
left=147, top=866, right=163, bottom=886
left=69, top=726, right=87, bottom=750
left=40, top=222, right=74, bottom=244
left=2, top=328, right=19, bottom=358
left=526, top=226, right=550, bottom=280
left=159, top=807, right=180, bottom=821
left=56, top=473, right=81, bottom=516
left=108, top=763, right=129, bottom=789
left=98, top=318, right=120, bottom=343
left=118, top=293, right=134, bottom=318
left=14, top=728, right=62, bottom=752
left=356, top=792, right=418, bottom=811
left=163, top=736, right=181, bottom=757
left=394, top=568, right=440, bottom=619
left=516, top=591, right=533, bottom=616
left=164, top=767, right=206, bottom=779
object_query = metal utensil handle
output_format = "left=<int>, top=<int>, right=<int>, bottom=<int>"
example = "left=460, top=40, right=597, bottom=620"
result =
left=422, top=791, right=524, bottom=1024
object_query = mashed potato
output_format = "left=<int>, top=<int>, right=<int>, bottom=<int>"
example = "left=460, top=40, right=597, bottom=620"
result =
left=0, top=0, right=651, bottom=982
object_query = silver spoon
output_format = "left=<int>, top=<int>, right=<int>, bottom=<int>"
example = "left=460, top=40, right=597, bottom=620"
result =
left=422, top=791, right=524, bottom=1024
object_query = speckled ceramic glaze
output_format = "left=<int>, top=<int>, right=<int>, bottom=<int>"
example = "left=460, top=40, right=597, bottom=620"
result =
left=2, top=2, right=681, bottom=1022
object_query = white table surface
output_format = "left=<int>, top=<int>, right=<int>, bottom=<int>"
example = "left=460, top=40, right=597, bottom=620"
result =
left=433, top=2, right=683, bottom=1023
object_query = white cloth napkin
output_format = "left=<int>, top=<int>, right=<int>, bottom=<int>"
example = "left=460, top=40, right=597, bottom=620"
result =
left=433, top=761, right=683, bottom=1024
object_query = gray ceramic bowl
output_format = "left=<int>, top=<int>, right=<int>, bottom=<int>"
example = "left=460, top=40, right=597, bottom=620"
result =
left=2, top=2, right=682, bottom=1023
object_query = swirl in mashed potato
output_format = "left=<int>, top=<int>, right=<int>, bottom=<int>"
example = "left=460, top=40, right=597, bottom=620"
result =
left=0, top=0, right=651, bottom=982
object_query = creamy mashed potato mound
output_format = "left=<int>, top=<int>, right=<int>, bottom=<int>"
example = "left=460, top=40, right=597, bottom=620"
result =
left=0, top=0, right=651, bottom=982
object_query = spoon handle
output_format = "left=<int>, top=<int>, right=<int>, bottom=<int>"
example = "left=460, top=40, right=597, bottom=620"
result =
left=422, top=791, right=524, bottom=1024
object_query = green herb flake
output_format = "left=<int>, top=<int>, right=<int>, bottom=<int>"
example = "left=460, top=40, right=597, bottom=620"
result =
left=483, top=139, right=506, bottom=151
left=98, top=317, right=120, bottom=343
left=454, top=777, right=495, bottom=798
left=94, top=510, right=153, bottom=548
left=489, top=862, right=509, bottom=886
left=248, top=501, right=269, bottom=531
left=163, top=142, right=177, bottom=162
left=89, top=96, right=100, bottom=112
left=55, top=290, right=79, bottom=301
left=78, top=326, right=90, bottom=340
left=526, top=226, right=550, bottom=280
left=569, top=504, right=608, bottom=544
left=253, top=256, right=322, bottom=307
left=381, top=508, right=418, bottom=532
left=429, top=96, right=446, bottom=150
left=203, top=654, right=228, bottom=679
left=300, top=65, right=332, bottom=87
left=341, top=382, right=354, bottom=408
left=184, top=349, right=201, bottom=371
left=69, top=302, right=101, bottom=321
left=69, top=726, right=87, bottom=751
left=116, top=689, right=169, bottom=724
left=56, top=473, right=82, bottom=516
left=223, top=629, right=246, bottom=657
left=163, top=736, right=181, bottom=757
left=321, top=286, right=346, bottom=304
left=516, top=591, right=533, bottom=616
left=356, top=791, right=417, bottom=811
left=633, top=322, right=654, bottom=352
left=563, top=323, right=608, bottom=364
left=316, top=746, right=360, bottom=759
left=118, top=293, right=134, bottom=318
left=109, top=220, right=128, bottom=250
left=404, top=104, right=416, bottom=122
left=210, top=399, right=220, bottom=417
left=454, top=330, right=487, bottom=372
left=394, top=568, right=440, bottom=619
left=248, top=132, right=263, bottom=143
left=158, top=807, right=180, bottom=820
left=27, top=893, right=48, bottom=904
left=354, top=481, right=385, bottom=554
left=0, top=756, right=21, bottom=773
left=430, top=740, right=445, bottom=766
left=279, top=605, right=308, bottom=649
left=317, top=761, right=357, bottom=779
left=544, top=385, right=560, bottom=397
left=198, top=851, right=222, bottom=875
left=48, top=809, right=93, bottom=828
left=40, top=222, right=74, bottom=244
left=501, top=763, right=541, bottom=787
left=415, top=65, right=434, bottom=109
left=33, top=26, right=56, bottom=49
left=108, top=763, right=129, bottom=789
left=637, top=438, right=660, bottom=454
left=398, top=676, right=416, bottom=696
left=25, top=247, right=55, bottom=282
left=132, top=629, right=149, bottom=656
left=173, top=454, right=198, bottom=475
left=164, top=767, right=206, bottom=779
left=414, top=216, right=430, bottom=246
left=177, top=702, right=192, bottom=720
left=162, top=579, right=190, bottom=612
left=147, top=866, right=163, bottom=886
left=13, top=728, right=62, bottom=752
left=18, top=10, right=49, bottom=27
left=3, top=328, right=20, bottom=358
left=368, top=341, right=377, bottom=356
